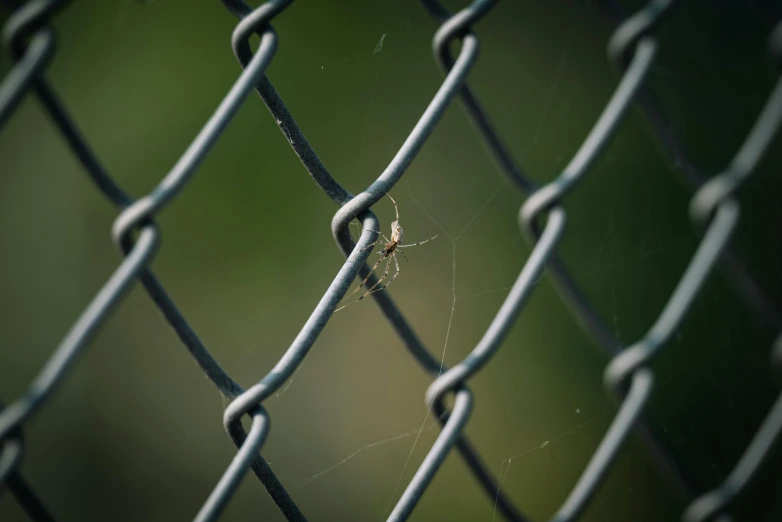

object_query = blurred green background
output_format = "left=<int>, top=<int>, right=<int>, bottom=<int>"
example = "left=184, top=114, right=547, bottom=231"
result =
left=1, top=0, right=781, bottom=520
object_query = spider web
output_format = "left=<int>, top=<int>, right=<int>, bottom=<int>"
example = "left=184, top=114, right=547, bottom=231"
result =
left=276, top=5, right=769, bottom=522
left=287, top=15, right=632, bottom=519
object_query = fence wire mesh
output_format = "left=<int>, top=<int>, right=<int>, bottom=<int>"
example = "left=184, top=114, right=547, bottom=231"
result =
left=1, top=0, right=781, bottom=521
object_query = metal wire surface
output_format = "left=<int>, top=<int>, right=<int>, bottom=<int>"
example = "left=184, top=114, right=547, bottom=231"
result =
left=1, top=0, right=781, bottom=521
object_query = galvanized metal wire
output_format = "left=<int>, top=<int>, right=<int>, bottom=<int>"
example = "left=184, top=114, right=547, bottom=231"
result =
left=1, top=0, right=781, bottom=521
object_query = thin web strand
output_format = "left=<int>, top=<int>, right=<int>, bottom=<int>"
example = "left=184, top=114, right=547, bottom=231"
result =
left=381, top=240, right=457, bottom=519
left=300, top=421, right=441, bottom=488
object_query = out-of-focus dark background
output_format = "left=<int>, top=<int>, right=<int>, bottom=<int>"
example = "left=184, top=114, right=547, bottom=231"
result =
left=1, top=0, right=781, bottom=520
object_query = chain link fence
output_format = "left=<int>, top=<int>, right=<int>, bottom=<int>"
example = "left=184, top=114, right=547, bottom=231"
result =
left=1, top=0, right=781, bottom=520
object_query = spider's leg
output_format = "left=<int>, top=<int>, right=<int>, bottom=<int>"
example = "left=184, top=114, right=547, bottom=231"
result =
left=399, top=233, right=438, bottom=248
left=358, top=239, right=382, bottom=253
left=340, top=252, right=387, bottom=303
left=363, top=253, right=401, bottom=299
left=398, top=249, right=409, bottom=263
left=361, top=230, right=391, bottom=243
left=334, top=255, right=391, bottom=313
left=359, top=256, right=393, bottom=300
left=387, top=194, right=400, bottom=222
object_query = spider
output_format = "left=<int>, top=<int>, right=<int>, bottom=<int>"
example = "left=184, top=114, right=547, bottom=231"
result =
left=335, top=194, right=438, bottom=312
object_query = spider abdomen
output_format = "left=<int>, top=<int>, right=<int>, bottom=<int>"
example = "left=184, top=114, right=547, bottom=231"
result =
left=391, top=220, right=404, bottom=243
